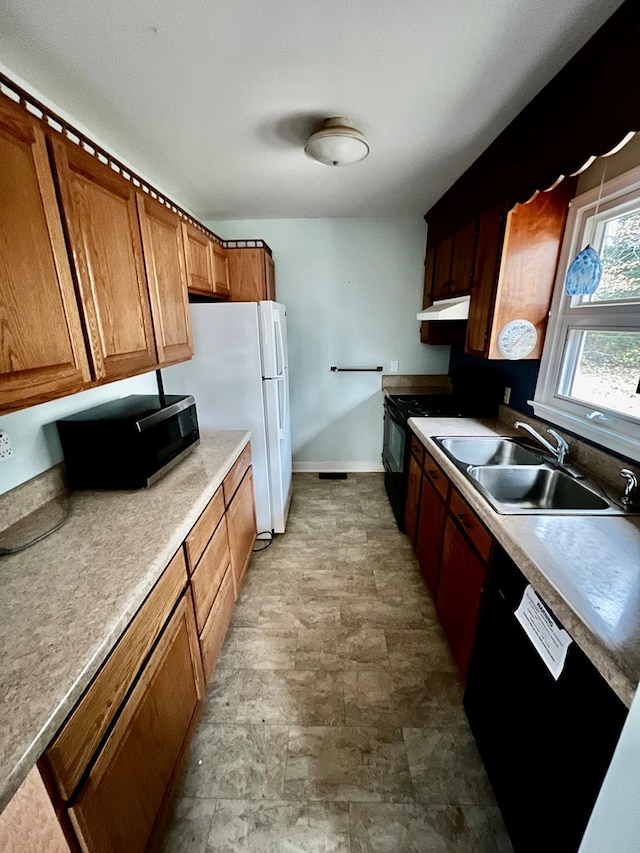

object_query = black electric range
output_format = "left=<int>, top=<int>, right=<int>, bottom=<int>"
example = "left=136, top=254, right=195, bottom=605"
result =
left=382, top=377, right=503, bottom=530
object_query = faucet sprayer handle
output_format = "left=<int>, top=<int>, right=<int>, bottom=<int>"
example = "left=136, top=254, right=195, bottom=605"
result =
left=620, top=469, right=638, bottom=506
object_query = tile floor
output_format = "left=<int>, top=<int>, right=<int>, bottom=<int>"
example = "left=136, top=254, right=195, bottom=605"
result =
left=161, top=473, right=514, bottom=852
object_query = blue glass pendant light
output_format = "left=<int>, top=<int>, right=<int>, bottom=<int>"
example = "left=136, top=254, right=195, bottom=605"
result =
left=565, top=165, right=606, bottom=296
left=565, top=244, right=602, bottom=295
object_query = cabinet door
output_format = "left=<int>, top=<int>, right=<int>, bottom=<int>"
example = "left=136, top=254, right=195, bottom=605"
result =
left=0, top=98, right=90, bottom=412
left=421, top=244, right=436, bottom=308
left=485, top=181, right=573, bottom=360
left=465, top=205, right=505, bottom=357
left=226, top=467, right=257, bottom=595
left=228, top=248, right=269, bottom=302
left=436, top=515, right=486, bottom=679
left=432, top=235, right=453, bottom=299
left=211, top=242, right=231, bottom=298
left=449, top=220, right=477, bottom=296
left=182, top=221, right=215, bottom=295
left=69, top=593, right=204, bottom=853
left=191, top=517, right=231, bottom=633
left=264, top=252, right=276, bottom=301
left=404, top=452, right=422, bottom=548
left=136, top=194, right=193, bottom=366
left=199, top=563, right=235, bottom=682
left=415, top=473, right=446, bottom=598
left=49, top=136, right=157, bottom=381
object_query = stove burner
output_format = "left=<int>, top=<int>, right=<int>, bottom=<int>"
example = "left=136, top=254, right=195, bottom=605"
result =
left=387, top=393, right=467, bottom=420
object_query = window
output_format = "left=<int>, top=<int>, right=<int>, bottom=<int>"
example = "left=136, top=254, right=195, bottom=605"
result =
left=533, top=164, right=640, bottom=461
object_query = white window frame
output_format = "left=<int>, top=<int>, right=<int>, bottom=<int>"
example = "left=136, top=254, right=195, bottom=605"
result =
left=532, top=163, right=640, bottom=462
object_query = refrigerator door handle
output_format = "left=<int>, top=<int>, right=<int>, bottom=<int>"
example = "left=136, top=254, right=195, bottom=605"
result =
left=274, top=312, right=286, bottom=377
left=276, top=375, right=287, bottom=440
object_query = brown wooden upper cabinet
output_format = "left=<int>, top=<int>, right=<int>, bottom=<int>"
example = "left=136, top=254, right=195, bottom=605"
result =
left=211, top=241, right=231, bottom=298
left=449, top=220, right=478, bottom=296
left=227, top=245, right=276, bottom=302
left=136, top=194, right=193, bottom=366
left=465, top=180, right=574, bottom=359
left=49, top=135, right=159, bottom=383
left=422, top=220, right=476, bottom=308
left=432, top=235, right=453, bottom=300
left=182, top=221, right=215, bottom=296
left=0, top=96, right=91, bottom=412
left=182, top=222, right=230, bottom=300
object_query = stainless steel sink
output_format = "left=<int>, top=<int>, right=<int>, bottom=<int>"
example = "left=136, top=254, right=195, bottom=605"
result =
left=432, top=435, right=635, bottom=515
left=467, top=465, right=610, bottom=513
left=437, top=437, right=542, bottom=466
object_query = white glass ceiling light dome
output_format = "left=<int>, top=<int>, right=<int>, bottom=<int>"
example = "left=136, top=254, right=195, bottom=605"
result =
left=304, top=117, right=370, bottom=166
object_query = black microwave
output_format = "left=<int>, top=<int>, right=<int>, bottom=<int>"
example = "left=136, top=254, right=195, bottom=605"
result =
left=56, top=394, right=200, bottom=489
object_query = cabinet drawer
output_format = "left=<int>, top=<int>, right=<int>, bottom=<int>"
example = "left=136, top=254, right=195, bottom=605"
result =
left=184, top=486, right=225, bottom=573
left=410, top=434, right=425, bottom=467
left=223, top=443, right=252, bottom=505
left=191, top=517, right=231, bottom=633
left=199, top=565, right=235, bottom=682
left=449, top=489, right=493, bottom=563
left=423, top=453, right=449, bottom=501
left=45, top=549, right=188, bottom=801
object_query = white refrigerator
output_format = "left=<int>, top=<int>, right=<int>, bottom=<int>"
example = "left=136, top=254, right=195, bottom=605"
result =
left=163, top=301, right=292, bottom=535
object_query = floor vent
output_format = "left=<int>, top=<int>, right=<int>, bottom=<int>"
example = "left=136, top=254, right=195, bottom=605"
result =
left=318, top=472, right=348, bottom=480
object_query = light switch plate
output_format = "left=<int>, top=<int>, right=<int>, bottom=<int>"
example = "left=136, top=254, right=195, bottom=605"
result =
left=390, top=360, right=399, bottom=374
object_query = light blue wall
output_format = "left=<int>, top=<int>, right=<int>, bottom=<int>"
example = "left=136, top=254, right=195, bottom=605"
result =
left=0, top=373, right=158, bottom=496
left=208, top=217, right=450, bottom=470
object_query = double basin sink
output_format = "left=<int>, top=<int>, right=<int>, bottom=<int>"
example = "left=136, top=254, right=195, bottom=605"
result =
left=433, top=436, right=632, bottom=515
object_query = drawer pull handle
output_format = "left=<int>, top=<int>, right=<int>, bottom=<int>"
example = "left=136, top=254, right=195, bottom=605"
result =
left=428, top=469, right=439, bottom=479
left=458, top=513, right=472, bottom=529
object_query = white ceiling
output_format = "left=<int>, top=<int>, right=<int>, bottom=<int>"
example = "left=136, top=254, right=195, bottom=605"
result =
left=0, top=0, right=626, bottom=220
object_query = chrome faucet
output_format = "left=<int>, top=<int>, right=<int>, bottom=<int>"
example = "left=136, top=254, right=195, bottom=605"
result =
left=620, top=469, right=638, bottom=507
left=514, top=421, right=570, bottom=465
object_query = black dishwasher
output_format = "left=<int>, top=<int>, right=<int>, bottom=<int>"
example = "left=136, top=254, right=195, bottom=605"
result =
left=464, top=547, right=627, bottom=853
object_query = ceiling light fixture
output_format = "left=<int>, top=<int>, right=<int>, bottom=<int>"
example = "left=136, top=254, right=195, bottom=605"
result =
left=304, top=117, right=370, bottom=167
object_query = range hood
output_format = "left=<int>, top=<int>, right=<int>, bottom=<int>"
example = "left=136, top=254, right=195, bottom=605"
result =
left=416, top=295, right=470, bottom=321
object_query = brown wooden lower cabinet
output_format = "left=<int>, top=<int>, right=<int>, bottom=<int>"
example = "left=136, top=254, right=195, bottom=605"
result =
left=408, top=437, right=494, bottom=680
left=190, top=517, right=231, bottom=633
left=226, top=467, right=257, bottom=595
left=404, top=451, right=423, bottom=546
left=415, top=472, right=447, bottom=598
left=69, top=591, right=204, bottom=853
left=435, top=515, right=487, bottom=678
left=199, top=565, right=235, bottom=682
left=20, top=442, right=259, bottom=853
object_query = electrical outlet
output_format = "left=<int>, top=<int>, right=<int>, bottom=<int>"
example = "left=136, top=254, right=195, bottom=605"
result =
left=503, top=387, right=512, bottom=405
left=390, top=360, right=399, bottom=374
left=0, top=431, right=13, bottom=461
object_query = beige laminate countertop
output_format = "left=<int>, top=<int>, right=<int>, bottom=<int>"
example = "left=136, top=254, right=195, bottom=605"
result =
left=409, top=417, right=640, bottom=709
left=0, top=430, right=250, bottom=814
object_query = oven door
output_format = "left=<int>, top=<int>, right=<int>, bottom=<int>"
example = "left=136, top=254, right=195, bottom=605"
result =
left=383, top=399, right=406, bottom=473
left=383, top=399, right=409, bottom=529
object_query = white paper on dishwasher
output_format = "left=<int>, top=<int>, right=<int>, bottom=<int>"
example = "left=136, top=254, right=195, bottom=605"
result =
left=515, top=585, right=572, bottom=680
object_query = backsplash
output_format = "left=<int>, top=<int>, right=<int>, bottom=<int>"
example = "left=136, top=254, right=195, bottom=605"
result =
left=449, top=344, right=540, bottom=415
left=0, top=463, right=67, bottom=532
